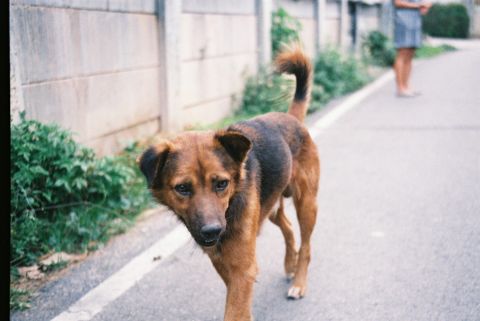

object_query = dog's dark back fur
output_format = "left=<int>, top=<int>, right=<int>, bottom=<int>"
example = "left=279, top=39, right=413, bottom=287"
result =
left=227, top=113, right=308, bottom=206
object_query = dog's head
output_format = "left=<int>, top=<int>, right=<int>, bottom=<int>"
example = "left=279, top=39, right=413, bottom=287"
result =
left=138, top=130, right=251, bottom=247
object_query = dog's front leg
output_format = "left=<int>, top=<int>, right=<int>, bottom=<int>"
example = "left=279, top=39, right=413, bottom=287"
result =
left=224, top=267, right=256, bottom=321
left=208, top=238, right=257, bottom=321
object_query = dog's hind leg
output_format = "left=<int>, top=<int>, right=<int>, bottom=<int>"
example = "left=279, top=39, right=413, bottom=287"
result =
left=269, top=197, right=297, bottom=280
left=288, top=188, right=317, bottom=299
left=287, top=153, right=319, bottom=299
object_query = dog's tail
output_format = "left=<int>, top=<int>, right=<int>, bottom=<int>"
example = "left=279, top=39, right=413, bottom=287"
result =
left=275, top=45, right=312, bottom=123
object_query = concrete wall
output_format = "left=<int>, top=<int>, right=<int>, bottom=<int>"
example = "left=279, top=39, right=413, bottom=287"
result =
left=357, top=4, right=380, bottom=33
left=10, top=0, right=163, bottom=155
left=10, top=0, right=385, bottom=155
left=355, top=3, right=381, bottom=50
left=9, top=0, right=259, bottom=153
left=180, top=0, right=258, bottom=127
left=10, top=4, right=25, bottom=124
left=275, top=0, right=345, bottom=52
left=467, top=0, right=480, bottom=37
left=475, top=5, right=480, bottom=36
left=326, top=0, right=342, bottom=45
left=275, top=0, right=317, bottom=56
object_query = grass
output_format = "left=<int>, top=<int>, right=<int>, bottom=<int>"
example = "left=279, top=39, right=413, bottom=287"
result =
left=415, top=44, right=456, bottom=58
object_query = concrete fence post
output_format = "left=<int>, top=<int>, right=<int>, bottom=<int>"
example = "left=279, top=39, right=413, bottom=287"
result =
left=463, top=0, right=475, bottom=36
left=380, top=0, right=394, bottom=39
left=157, top=0, right=182, bottom=132
left=9, top=6, right=25, bottom=124
left=354, top=3, right=361, bottom=53
left=339, top=0, right=348, bottom=50
left=314, top=0, right=326, bottom=54
left=256, top=0, right=272, bottom=65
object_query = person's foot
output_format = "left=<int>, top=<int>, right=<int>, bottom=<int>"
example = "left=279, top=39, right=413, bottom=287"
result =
left=396, top=90, right=421, bottom=98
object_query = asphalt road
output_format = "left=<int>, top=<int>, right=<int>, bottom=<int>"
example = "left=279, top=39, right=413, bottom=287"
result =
left=12, top=45, right=480, bottom=321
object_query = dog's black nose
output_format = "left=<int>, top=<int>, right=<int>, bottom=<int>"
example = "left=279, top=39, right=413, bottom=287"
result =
left=200, top=224, right=222, bottom=242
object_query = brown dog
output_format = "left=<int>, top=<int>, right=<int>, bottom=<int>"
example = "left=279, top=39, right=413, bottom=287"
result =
left=139, top=47, right=319, bottom=321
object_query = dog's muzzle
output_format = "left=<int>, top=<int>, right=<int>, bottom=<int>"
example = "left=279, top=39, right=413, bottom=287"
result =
left=199, top=224, right=223, bottom=247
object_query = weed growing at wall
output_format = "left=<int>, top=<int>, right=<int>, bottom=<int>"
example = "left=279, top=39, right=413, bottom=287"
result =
left=361, top=30, right=396, bottom=67
left=238, top=67, right=293, bottom=117
left=271, top=7, right=302, bottom=58
left=312, top=49, right=371, bottom=108
left=10, top=114, right=153, bottom=269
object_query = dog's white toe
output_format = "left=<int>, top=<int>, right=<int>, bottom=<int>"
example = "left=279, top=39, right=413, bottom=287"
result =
left=287, top=286, right=303, bottom=300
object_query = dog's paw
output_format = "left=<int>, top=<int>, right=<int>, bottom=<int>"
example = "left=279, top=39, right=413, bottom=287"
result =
left=287, top=286, right=305, bottom=300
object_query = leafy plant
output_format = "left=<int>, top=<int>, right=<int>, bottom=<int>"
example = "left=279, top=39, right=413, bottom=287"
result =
left=312, top=49, right=370, bottom=107
left=10, top=113, right=153, bottom=269
left=237, top=67, right=293, bottom=117
left=423, top=3, right=469, bottom=38
left=271, top=7, right=302, bottom=58
left=361, top=30, right=396, bottom=67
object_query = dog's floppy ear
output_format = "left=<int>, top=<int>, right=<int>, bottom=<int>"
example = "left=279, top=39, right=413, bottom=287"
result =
left=215, top=130, right=252, bottom=163
left=137, top=143, right=171, bottom=188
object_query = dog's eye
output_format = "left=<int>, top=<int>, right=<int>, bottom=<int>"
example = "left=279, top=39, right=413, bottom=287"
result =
left=174, top=184, right=192, bottom=196
left=215, top=180, right=229, bottom=192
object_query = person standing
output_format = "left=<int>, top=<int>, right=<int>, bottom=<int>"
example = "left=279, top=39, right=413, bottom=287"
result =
left=393, top=0, right=432, bottom=97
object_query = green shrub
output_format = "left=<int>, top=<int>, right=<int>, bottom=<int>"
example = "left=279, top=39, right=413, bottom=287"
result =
left=423, top=3, right=469, bottom=38
left=237, top=67, right=293, bottom=118
left=361, top=30, right=396, bottom=67
left=10, top=114, right=152, bottom=267
left=271, top=8, right=302, bottom=58
left=312, top=49, right=370, bottom=107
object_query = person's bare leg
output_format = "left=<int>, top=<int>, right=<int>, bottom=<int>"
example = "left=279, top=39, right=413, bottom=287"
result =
left=393, top=49, right=403, bottom=93
left=394, top=48, right=409, bottom=94
left=403, top=48, right=415, bottom=92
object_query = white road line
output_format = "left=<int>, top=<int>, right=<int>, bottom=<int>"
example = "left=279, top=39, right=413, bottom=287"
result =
left=50, top=69, right=393, bottom=321
left=309, top=70, right=394, bottom=138
left=50, top=225, right=191, bottom=321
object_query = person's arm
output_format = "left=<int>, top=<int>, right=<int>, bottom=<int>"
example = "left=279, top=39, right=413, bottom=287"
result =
left=394, top=0, right=430, bottom=9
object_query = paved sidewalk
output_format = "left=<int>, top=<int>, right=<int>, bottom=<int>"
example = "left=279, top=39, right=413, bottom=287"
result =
left=12, top=46, right=480, bottom=321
